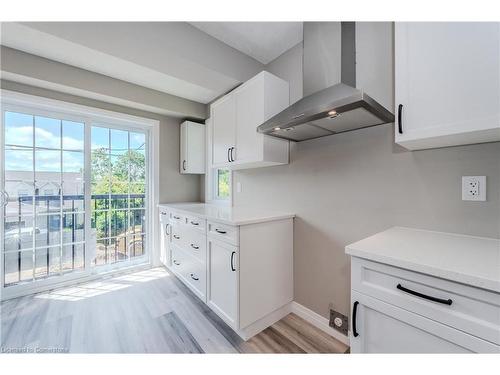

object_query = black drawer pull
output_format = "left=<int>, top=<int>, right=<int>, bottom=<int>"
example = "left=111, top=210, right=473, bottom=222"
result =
left=173, top=260, right=180, bottom=266
left=190, top=221, right=199, bottom=226
left=398, top=104, right=403, bottom=134
left=190, top=273, right=199, bottom=281
left=352, top=301, right=359, bottom=337
left=230, top=251, right=236, bottom=272
left=397, top=283, right=452, bottom=305
left=173, top=235, right=180, bottom=240
left=190, top=243, right=199, bottom=250
left=215, top=229, right=227, bottom=234
left=173, top=215, right=181, bottom=220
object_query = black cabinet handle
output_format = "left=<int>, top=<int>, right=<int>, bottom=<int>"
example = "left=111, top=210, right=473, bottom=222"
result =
left=173, top=260, right=180, bottom=266
left=173, top=234, right=180, bottom=240
left=215, top=229, right=227, bottom=234
left=173, top=215, right=181, bottom=220
left=397, top=283, right=452, bottom=305
left=190, top=273, right=199, bottom=281
left=190, top=221, right=199, bottom=226
left=398, top=104, right=403, bottom=134
left=182, top=160, right=186, bottom=171
left=190, top=243, right=199, bottom=250
left=230, top=147, right=235, bottom=162
left=230, top=251, right=236, bottom=271
left=165, top=223, right=170, bottom=236
left=352, top=301, right=359, bottom=337
left=227, top=148, right=231, bottom=162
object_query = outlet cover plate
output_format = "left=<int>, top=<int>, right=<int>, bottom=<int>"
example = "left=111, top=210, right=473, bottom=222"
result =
left=462, top=176, right=486, bottom=201
left=329, top=309, right=348, bottom=336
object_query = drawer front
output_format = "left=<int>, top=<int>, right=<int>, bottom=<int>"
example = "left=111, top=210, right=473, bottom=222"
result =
left=352, top=257, right=500, bottom=345
left=182, top=228, right=207, bottom=262
left=182, top=255, right=207, bottom=301
left=170, top=211, right=185, bottom=224
left=184, top=215, right=206, bottom=234
left=171, top=245, right=186, bottom=275
left=159, top=210, right=169, bottom=223
left=170, top=222, right=185, bottom=248
left=207, top=221, right=239, bottom=246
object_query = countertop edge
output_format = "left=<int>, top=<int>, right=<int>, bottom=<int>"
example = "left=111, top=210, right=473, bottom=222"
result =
left=346, top=246, right=500, bottom=294
left=158, top=203, right=295, bottom=226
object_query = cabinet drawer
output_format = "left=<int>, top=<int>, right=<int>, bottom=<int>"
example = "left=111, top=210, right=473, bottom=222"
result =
left=170, top=223, right=185, bottom=248
left=183, top=228, right=206, bottom=263
left=170, top=212, right=185, bottom=224
left=171, top=245, right=206, bottom=302
left=182, top=255, right=207, bottom=301
left=207, top=221, right=239, bottom=246
left=171, top=245, right=186, bottom=275
left=352, top=257, right=500, bottom=345
left=184, top=215, right=206, bottom=233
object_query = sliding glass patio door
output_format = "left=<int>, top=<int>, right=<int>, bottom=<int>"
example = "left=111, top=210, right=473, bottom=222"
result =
left=1, top=107, right=149, bottom=292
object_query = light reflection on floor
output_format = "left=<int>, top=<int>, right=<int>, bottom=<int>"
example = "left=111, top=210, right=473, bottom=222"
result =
left=35, top=267, right=170, bottom=301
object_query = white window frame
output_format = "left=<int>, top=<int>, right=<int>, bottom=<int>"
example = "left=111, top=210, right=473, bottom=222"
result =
left=204, top=118, right=232, bottom=206
left=0, top=90, right=160, bottom=300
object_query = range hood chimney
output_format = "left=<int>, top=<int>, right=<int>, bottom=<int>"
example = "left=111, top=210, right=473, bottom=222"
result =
left=257, top=22, right=394, bottom=142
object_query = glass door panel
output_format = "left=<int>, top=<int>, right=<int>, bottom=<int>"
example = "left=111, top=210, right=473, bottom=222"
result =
left=2, top=111, right=87, bottom=287
left=90, top=125, right=147, bottom=268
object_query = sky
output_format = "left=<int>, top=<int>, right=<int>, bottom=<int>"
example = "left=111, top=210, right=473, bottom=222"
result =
left=4, top=111, right=145, bottom=176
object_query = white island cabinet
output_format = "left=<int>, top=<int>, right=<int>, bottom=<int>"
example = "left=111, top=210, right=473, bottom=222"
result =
left=158, top=203, right=294, bottom=340
left=395, top=22, right=500, bottom=150
left=346, top=227, right=500, bottom=353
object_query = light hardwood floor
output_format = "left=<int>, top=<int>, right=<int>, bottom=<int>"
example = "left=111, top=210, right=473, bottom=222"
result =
left=1, top=267, right=348, bottom=353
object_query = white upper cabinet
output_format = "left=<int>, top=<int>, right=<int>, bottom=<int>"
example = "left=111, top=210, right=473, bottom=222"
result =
left=180, top=121, right=205, bottom=174
left=395, top=22, right=500, bottom=150
left=211, top=95, right=236, bottom=166
left=211, top=71, right=290, bottom=170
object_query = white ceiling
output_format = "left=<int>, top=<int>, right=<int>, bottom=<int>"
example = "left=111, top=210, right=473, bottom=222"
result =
left=190, top=22, right=303, bottom=64
left=0, top=22, right=266, bottom=105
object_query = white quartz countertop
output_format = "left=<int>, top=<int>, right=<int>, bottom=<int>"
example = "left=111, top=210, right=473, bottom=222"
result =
left=158, top=202, right=295, bottom=226
left=346, top=227, right=500, bottom=293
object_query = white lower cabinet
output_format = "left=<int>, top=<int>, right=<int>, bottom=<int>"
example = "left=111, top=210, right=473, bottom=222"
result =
left=159, top=206, right=294, bottom=340
left=350, top=258, right=500, bottom=353
left=207, top=238, right=238, bottom=328
left=350, top=291, right=497, bottom=353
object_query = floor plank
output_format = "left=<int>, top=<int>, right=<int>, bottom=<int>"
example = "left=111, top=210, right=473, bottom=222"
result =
left=0, top=267, right=348, bottom=354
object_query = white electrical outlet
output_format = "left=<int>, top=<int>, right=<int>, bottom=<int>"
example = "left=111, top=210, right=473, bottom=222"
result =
left=462, top=176, right=486, bottom=201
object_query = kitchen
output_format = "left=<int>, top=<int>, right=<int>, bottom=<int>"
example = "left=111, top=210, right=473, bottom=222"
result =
left=0, top=4, right=499, bottom=372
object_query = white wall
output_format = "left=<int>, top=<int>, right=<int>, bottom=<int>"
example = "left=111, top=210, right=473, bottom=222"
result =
left=232, top=22, right=500, bottom=320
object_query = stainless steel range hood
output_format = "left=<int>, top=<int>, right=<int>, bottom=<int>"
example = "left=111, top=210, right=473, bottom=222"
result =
left=257, top=22, right=394, bottom=142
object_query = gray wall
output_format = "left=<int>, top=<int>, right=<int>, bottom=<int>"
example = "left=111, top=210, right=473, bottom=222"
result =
left=1, top=80, right=201, bottom=204
left=232, top=23, right=500, bottom=320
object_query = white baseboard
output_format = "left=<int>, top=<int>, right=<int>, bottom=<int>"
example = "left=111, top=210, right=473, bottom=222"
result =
left=291, top=301, right=350, bottom=347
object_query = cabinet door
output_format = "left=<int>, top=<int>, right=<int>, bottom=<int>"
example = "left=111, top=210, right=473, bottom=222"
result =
left=235, top=76, right=265, bottom=163
left=180, top=122, right=188, bottom=173
left=180, top=122, right=205, bottom=174
left=207, top=238, right=238, bottom=328
left=395, top=22, right=500, bottom=149
left=350, top=291, right=499, bottom=353
left=212, top=95, right=236, bottom=167
left=159, top=212, right=171, bottom=267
